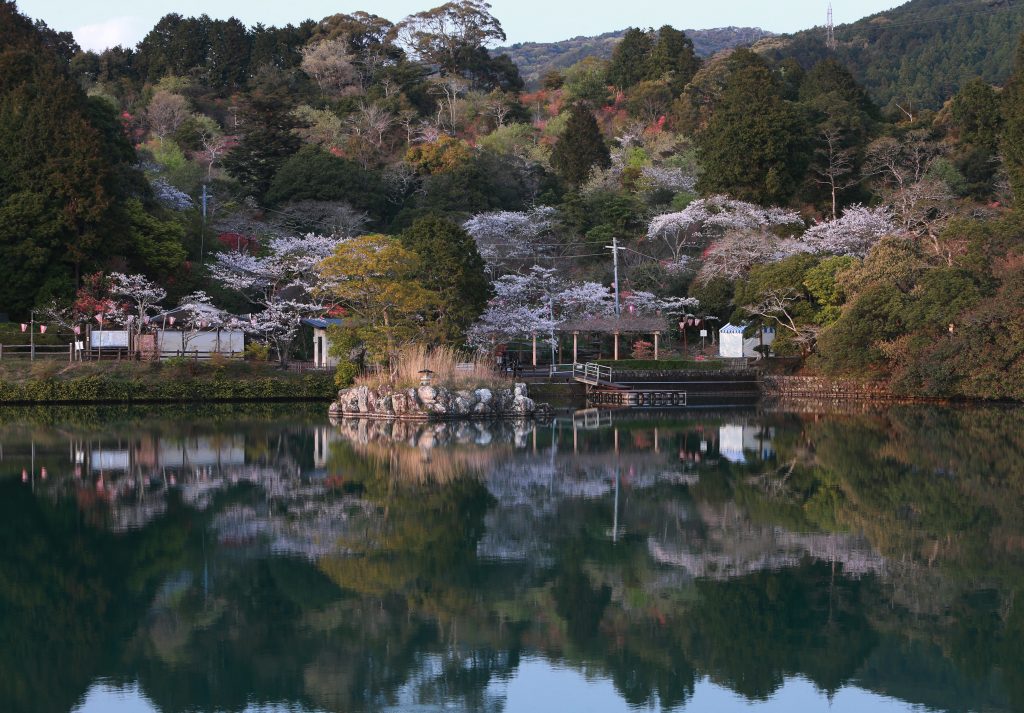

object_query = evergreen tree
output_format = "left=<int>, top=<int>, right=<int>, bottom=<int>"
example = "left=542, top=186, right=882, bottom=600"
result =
left=696, top=50, right=810, bottom=205
left=647, top=25, right=700, bottom=95
left=607, top=28, right=653, bottom=90
left=0, top=1, right=150, bottom=312
left=398, top=215, right=490, bottom=338
left=951, top=78, right=1004, bottom=198
left=1001, top=34, right=1024, bottom=205
left=224, top=89, right=305, bottom=201
left=551, top=103, right=611, bottom=187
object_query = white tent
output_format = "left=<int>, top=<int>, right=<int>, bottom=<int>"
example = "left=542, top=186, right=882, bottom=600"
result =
left=718, top=323, right=775, bottom=359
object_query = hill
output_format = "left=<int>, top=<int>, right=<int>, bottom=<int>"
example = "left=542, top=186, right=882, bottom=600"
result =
left=496, top=27, right=774, bottom=86
left=756, top=0, right=1024, bottom=110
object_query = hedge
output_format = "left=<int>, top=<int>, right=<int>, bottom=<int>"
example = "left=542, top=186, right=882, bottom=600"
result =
left=0, top=372, right=336, bottom=404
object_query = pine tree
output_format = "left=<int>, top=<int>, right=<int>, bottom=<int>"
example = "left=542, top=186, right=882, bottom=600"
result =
left=550, top=103, right=611, bottom=186
left=224, top=90, right=305, bottom=200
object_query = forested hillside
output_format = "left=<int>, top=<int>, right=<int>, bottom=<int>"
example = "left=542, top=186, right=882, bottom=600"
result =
left=0, top=0, right=1022, bottom=399
left=758, top=0, right=1024, bottom=110
left=496, top=27, right=774, bottom=87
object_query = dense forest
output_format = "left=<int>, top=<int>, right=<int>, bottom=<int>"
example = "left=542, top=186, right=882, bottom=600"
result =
left=497, top=26, right=775, bottom=87
left=0, top=0, right=1022, bottom=398
left=759, top=0, right=1024, bottom=111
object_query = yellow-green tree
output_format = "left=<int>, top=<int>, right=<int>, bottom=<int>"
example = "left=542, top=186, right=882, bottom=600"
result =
left=318, top=234, right=439, bottom=368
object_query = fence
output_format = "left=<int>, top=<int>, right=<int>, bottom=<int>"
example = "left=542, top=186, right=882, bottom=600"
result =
left=0, top=344, right=75, bottom=361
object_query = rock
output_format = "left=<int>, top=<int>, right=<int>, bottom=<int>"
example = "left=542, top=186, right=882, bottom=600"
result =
left=511, top=395, right=535, bottom=415
left=391, top=392, right=408, bottom=415
left=475, top=388, right=493, bottom=404
left=513, top=383, right=528, bottom=398
left=355, top=386, right=370, bottom=413
left=417, top=385, right=438, bottom=404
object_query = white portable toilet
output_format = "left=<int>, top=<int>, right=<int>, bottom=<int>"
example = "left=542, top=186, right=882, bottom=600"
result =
left=718, top=324, right=775, bottom=358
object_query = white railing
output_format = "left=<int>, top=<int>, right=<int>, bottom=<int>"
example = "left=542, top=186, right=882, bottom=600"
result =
left=573, top=362, right=614, bottom=385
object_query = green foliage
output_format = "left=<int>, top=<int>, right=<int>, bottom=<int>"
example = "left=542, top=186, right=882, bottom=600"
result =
left=0, top=363, right=335, bottom=403
left=244, top=342, right=271, bottom=361
left=0, top=4, right=179, bottom=316
left=224, top=91, right=305, bottom=200
left=1003, top=34, right=1024, bottom=205
left=265, top=145, right=385, bottom=219
left=761, top=0, right=1024, bottom=111
left=803, top=256, right=857, bottom=325
left=696, top=50, right=811, bottom=205
left=562, top=57, right=610, bottom=107
left=398, top=215, right=490, bottom=339
left=334, top=360, right=358, bottom=387
left=607, top=28, right=654, bottom=90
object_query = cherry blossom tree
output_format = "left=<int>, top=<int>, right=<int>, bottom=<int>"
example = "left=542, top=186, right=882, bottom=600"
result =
left=211, top=234, right=347, bottom=363
left=109, top=272, right=167, bottom=342
left=696, top=230, right=781, bottom=283
left=463, top=207, right=557, bottom=272
left=647, top=195, right=803, bottom=265
left=151, top=177, right=194, bottom=211
left=175, top=291, right=228, bottom=352
left=792, top=205, right=896, bottom=258
left=467, top=266, right=611, bottom=349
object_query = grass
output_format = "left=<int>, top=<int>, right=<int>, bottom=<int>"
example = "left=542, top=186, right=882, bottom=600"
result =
left=357, top=344, right=510, bottom=391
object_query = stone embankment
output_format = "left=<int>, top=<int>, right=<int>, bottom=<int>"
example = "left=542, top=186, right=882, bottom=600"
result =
left=761, top=375, right=948, bottom=413
left=330, top=382, right=543, bottom=420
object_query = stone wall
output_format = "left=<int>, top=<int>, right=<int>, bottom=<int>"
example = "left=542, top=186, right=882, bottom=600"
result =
left=762, top=375, right=946, bottom=405
left=330, top=382, right=540, bottom=420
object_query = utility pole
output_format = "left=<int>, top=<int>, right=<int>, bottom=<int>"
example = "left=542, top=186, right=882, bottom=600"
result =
left=606, top=237, right=622, bottom=316
left=200, top=184, right=209, bottom=265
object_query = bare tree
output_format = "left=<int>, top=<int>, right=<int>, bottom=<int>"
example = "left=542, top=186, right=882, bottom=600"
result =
left=146, top=91, right=190, bottom=142
left=301, top=38, right=360, bottom=95
left=812, top=126, right=857, bottom=220
left=743, top=289, right=820, bottom=357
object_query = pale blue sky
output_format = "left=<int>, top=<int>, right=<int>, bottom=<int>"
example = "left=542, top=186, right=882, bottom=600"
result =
left=15, top=0, right=908, bottom=52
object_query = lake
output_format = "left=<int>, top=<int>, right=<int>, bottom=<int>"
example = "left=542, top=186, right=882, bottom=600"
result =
left=1, top=402, right=1022, bottom=713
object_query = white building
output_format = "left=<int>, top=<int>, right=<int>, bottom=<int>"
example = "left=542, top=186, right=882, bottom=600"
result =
left=302, top=318, right=345, bottom=368
left=718, top=323, right=775, bottom=359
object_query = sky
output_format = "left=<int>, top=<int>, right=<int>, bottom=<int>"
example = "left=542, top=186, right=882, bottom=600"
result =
left=15, top=0, right=909, bottom=52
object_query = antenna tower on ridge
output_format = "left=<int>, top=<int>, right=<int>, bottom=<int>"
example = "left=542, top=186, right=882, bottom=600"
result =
left=826, top=2, right=837, bottom=50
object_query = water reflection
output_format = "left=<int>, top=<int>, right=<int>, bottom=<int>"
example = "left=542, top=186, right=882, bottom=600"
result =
left=0, top=404, right=1022, bottom=713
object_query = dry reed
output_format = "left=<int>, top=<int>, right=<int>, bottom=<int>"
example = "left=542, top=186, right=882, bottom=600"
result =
left=357, top=343, right=509, bottom=390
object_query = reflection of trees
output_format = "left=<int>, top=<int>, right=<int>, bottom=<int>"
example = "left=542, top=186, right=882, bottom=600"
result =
left=3, top=405, right=1024, bottom=713
left=0, top=480, right=194, bottom=713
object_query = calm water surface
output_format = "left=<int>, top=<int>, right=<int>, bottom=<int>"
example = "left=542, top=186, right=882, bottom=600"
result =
left=1, top=403, right=1023, bottom=713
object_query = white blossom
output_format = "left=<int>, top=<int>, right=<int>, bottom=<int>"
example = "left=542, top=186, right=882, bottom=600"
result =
left=175, top=291, right=228, bottom=351
left=109, top=272, right=167, bottom=338
left=151, top=177, right=194, bottom=211
left=796, top=205, right=895, bottom=258
left=647, top=195, right=803, bottom=263
left=463, top=207, right=557, bottom=272
left=210, top=233, right=347, bottom=363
